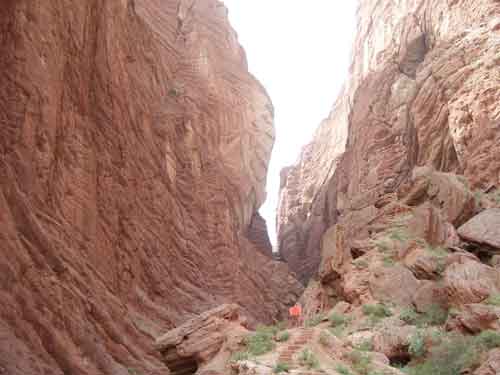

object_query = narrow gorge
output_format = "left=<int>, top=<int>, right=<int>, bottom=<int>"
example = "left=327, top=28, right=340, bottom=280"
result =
left=1, top=1, right=500, bottom=375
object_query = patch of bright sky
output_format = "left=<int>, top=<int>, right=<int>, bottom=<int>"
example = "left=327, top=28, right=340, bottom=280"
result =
left=223, top=1, right=357, bottom=245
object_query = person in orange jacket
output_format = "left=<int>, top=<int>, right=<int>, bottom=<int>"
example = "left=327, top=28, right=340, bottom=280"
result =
left=289, top=303, right=303, bottom=327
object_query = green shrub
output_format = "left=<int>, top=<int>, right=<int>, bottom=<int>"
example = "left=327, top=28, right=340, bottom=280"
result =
left=363, top=303, right=393, bottom=322
left=373, top=238, right=391, bottom=252
left=485, top=294, right=500, bottom=306
left=349, top=351, right=372, bottom=375
left=274, top=363, right=290, bottom=373
left=404, top=332, right=498, bottom=375
left=319, top=331, right=330, bottom=346
left=424, top=245, right=448, bottom=258
left=168, top=87, right=181, bottom=97
left=329, top=313, right=349, bottom=327
left=256, top=324, right=281, bottom=336
left=492, top=190, right=500, bottom=204
left=305, top=314, right=325, bottom=327
left=421, top=304, right=448, bottom=326
left=406, top=338, right=478, bottom=375
left=399, top=307, right=419, bottom=324
left=245, top=327, right=276, bottom=356
left=355, top=340, right=374, bottom=352
left=299, top=348, right=320, bottom=369
left=476, top=330, right=500, bottom=350
left=399, top=305, right=448, bottom=327
left=276, top=331, right=290, bottom=342
left=474, top=190, right=485, bottom=206
left=329, top=325, right=346, bottom=338
left=435, top=259, right=447, bottom=276
left=383, top=255, right=396, bottom=267
left=409, top=330, right=426, bottom=358
left=354, top=259, right=369, bottom=269
left=336, top=365, right=352, bottom=375
left=388, top=228, right=411, bottom=243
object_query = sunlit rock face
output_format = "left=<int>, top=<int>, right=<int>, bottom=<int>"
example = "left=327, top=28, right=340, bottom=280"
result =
left=277, top=0, right=500, bottom=283
left=0, top=1, right=302, bottom=374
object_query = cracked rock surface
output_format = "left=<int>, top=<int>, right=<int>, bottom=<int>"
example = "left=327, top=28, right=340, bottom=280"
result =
left=0, top=1, right=302, bottom=374
left=277, top=0, right=500, bottom=283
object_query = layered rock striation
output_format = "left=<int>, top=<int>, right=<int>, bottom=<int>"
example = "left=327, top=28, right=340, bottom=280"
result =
left=278, top=0, right=500, bottom=283
left=0, top=1, right=302, bottom=374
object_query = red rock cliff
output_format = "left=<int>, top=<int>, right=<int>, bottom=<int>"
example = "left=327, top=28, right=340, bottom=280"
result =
left=0, top=1, right=302, bottom=374
left=277, top=0, right=500, bottom=283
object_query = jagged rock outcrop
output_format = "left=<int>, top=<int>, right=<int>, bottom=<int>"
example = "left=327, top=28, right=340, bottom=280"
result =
left=155, top=304, right=249, bottom=375
left=0, top=1, right=302, bottom=374
left=247, top=212, right=274, bottom=256
left=275, top=1, right=499, bottom=372
left=458, top=209, right=500, bottom=251
left=277, top=0, right=500, bottom=283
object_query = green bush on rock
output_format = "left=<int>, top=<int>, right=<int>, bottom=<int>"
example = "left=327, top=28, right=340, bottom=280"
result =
left=404, top=331, right=500, bottom=375
left=274, top=363, right=290, bottom=373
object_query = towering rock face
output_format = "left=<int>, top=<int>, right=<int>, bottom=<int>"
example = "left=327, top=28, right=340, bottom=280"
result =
left=278, top=0, right=500, bottom=283
left=0, top=1, right=302, bottom=374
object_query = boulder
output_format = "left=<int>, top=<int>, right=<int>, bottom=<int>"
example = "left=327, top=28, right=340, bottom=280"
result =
left=319, top=224, right=351, bottom=281
left=372, top=325, right=417, bottom=360
left=458, top=209, right=500, bottom=250
left=155, top=304, right=249, bottom=375
left=401, top=167, right=476, bottom=226
left=413, top=281, right=449, bottom=313
left=404, top=246, right=445, bottom=280
left=369, top=265, right=420, bottom=306
left=474, top=349, right=500, bottom=375
left=446, top=304, right=500, bottom=333
left=444, top=259, right=500, bottom=306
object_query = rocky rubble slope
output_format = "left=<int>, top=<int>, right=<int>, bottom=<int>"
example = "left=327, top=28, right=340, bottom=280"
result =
left=0, top=1, right=302, bottom=374
left=277, top=0, right=500, bottom=284
left=170, top=287, right=500, bottom=375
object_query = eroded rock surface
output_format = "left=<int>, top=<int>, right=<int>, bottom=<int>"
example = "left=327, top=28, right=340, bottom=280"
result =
left=155, top=304, right=248, bottom=375
left=458, top=209, right=500, bottom=250
left=277, top=0, right=500, bottom=283
left=0, top=1, right=302, bottom=374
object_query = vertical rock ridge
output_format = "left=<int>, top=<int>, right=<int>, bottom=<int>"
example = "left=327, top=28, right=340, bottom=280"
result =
left=0, top=1, right=302, bottom=374
left=277, top=0, right=500, bottom=283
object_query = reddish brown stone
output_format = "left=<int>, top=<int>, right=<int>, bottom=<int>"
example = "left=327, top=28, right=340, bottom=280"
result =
left=0, top=1, right=302, bottom=374
left=446, top=304, right=500, bottom=333
left=277, top=0, right=500, bottom=285
left=444, top=259, right=500, bottom=306
left=155, top=304, right=249, bottom=375
left=458, top=209, right=500, bottom=250
left=474, top=349, right=500, bottom=375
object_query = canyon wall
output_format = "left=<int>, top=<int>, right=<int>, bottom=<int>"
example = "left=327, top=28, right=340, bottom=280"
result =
left=278, top=0, right=500, bottom=284
left=0, top=1, right=302, bottom=374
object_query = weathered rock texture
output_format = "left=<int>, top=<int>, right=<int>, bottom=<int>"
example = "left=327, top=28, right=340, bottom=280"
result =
left=277, top=0, right=500, bottom=283
left=458, top=208, right=500, bottom=250
left=247, top=212, right=274, bottom=256
left=155, top=304, right=249, bottom=375
left=0, top=1, right=302, bottom=374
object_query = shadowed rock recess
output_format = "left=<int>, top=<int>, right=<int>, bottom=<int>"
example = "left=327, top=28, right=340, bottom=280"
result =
left=0, top=1, right=303, bottom=374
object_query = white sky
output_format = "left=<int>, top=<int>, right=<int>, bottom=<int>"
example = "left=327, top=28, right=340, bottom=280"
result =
left=223, top=1, right=357, bottom=244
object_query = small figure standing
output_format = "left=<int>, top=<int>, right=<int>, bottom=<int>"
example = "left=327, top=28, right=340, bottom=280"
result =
left=289, top=303, right=302, bottom=328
